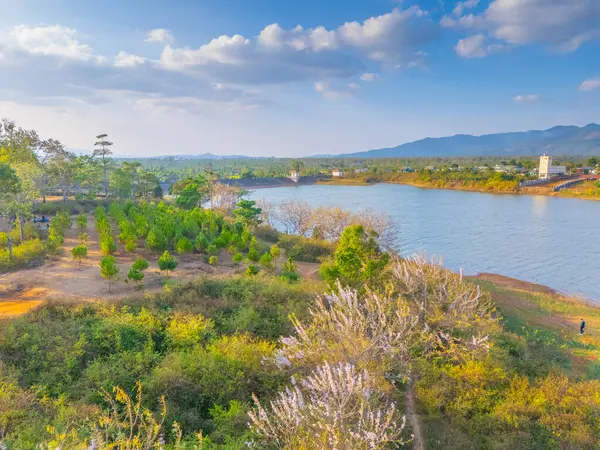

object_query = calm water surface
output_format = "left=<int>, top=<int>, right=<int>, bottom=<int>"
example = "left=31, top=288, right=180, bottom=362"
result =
left=249, top=184, right=600, bottom=301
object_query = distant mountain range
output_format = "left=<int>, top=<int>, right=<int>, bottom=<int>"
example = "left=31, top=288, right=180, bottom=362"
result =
left=317, top=123, right=600, bottom=158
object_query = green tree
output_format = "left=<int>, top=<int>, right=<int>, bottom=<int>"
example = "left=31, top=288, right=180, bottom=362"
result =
left=0, top=164, right=24, bottom=259
left=132, top=256, right=149, bottom=272
left=320, top=224, right=389, bottom=290
left=71, top=244, right=88, bottom=269
left=245, top=265, right=259, bottom=276
left=100, top=255, right=120, bottom=293
left=157, top=250, right=178, bottom=277
left=47, top=148, right=77, bottom=204
left=173, top=175, right=211, bottom=209
left=176, top=236, right=193, bottom=255
left=100, top=235, right=117, bottom=255
left=146, top=227, right=168, bottom=253
left=269, top=244, right=281, bottom=259
left=233, top=200, right=262, bottom=226
left=124, top=238, right=137, bottom=253
left=94, top=134, right=114, bottom=198
left=127, top=268, right=144, bottom=289
left=127, top=258, right=149, bottom=289
left=77, top=214, right=87, bottom=231
left=209, top=255, right=219, bottom=266
left=194, top=233, right=209, bottom=253
left=587, top=157, right=599, bottom=168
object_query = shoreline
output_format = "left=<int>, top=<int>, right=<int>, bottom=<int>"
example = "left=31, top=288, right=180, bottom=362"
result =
left=248, top=178, right=600, bottom=201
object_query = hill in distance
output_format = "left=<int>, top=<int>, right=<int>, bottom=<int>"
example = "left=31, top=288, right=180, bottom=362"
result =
left=320, top=123, right=600, bottom=158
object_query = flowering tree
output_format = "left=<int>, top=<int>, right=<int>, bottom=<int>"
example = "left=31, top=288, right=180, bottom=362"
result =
left=249, top=362, right=407, bottom=450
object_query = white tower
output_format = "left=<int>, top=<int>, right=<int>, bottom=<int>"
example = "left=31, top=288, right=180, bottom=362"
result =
left=539, top=154, right=552, bottom=179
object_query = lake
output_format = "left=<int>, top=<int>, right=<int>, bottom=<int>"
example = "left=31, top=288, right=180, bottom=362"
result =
left=249, top=184, right=600, bottom=301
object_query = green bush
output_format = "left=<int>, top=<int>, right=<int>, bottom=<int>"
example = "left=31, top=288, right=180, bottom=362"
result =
left=278, top=234, right=334, bottom=263
left=245, top=265, right=259, bottom=277
left=232, top=253, right=243, bottom=265
left=209, top=255, right=219, bottom=266
left=253, top=225, right=279, bottom=242
left=246, top=248, right=260, bottom=263
left=0, top=239, right=47, bottom=272
left=259, top=252, right=274, bottom=270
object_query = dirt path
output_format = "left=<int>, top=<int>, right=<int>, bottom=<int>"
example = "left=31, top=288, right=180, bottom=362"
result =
left=406, top=382, right=425, bottom=450
left=0, top=214, right=235, bottom=317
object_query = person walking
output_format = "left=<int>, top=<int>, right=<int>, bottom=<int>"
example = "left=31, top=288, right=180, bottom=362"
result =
left=580, top=319, right=586, bottom=335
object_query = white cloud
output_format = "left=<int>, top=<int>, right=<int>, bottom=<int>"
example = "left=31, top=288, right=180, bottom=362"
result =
left=579, top=78, right=600, bottom=92
left=513, top=94, right=539, bottom=103
left=114, top=51, right=146, bottom=67
left=7, top=25, right=96, bottom=61
left=443, top=0, right=600, bottom=53
left=0, top=7, right=434, bottom=116
left=146, top=28, right=174, bottom=44
left=454, top=34, right=506, bottom=58
left=314, top=81, right=359, bottom=100
left=360, top=72, right=380, bottom=81
left=158, top=6, right=434, bottom=84
left=453, top=0, right=480, bottom=17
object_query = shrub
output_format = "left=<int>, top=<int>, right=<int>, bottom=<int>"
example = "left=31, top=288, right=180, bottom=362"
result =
left=278, top=234, right=334, bottom=263
left=209, top=255, right=219, bottom=266
left=78, top=232, right=90, bottom=244
left=207, top=244, right=219, bottom=256
left=253, top=225, right=279, bottom=243
left=259, top=253, right=274, bottom=271
left=246, top=248, right=260, bottom=263
left=245, top=265, right=260, bottom=277
left=281, top=257, right=300, bottom=283
left=232, top=253, right=243, bottom=265
left=158, top=250, right=178, bottom=277
left=0, top=239, right=47, bottom=272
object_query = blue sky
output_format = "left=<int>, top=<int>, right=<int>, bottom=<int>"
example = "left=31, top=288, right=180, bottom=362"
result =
left=0, top=0, right=599, bottom=157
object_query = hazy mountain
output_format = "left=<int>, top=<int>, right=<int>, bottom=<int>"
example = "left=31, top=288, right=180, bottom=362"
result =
left=321, top=124, right=600, bottom=158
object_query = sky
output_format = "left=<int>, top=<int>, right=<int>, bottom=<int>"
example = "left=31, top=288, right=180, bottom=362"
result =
left=0, top=0, right=599, bottom=157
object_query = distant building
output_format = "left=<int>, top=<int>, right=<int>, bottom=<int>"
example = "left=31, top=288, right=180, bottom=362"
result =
left=332, top=168, right=344, bottom=177
left=355, top=167, right=369, bottom=173
left=539, top=155, right=566, bottom=180
left=289, top=170, right=300, bottom=183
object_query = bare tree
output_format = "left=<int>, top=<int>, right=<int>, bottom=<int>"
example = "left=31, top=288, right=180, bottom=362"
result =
left=277, top=200, right=313, bottom=237
left=256, top=199, right=277, bottom=228
left=211, top=183, right=247, bottom=211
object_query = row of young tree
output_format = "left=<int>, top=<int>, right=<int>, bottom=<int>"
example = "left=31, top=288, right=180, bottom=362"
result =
left=0, top=119, right=166, bottom=268
left=89, top=200, right=298, bottom=291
